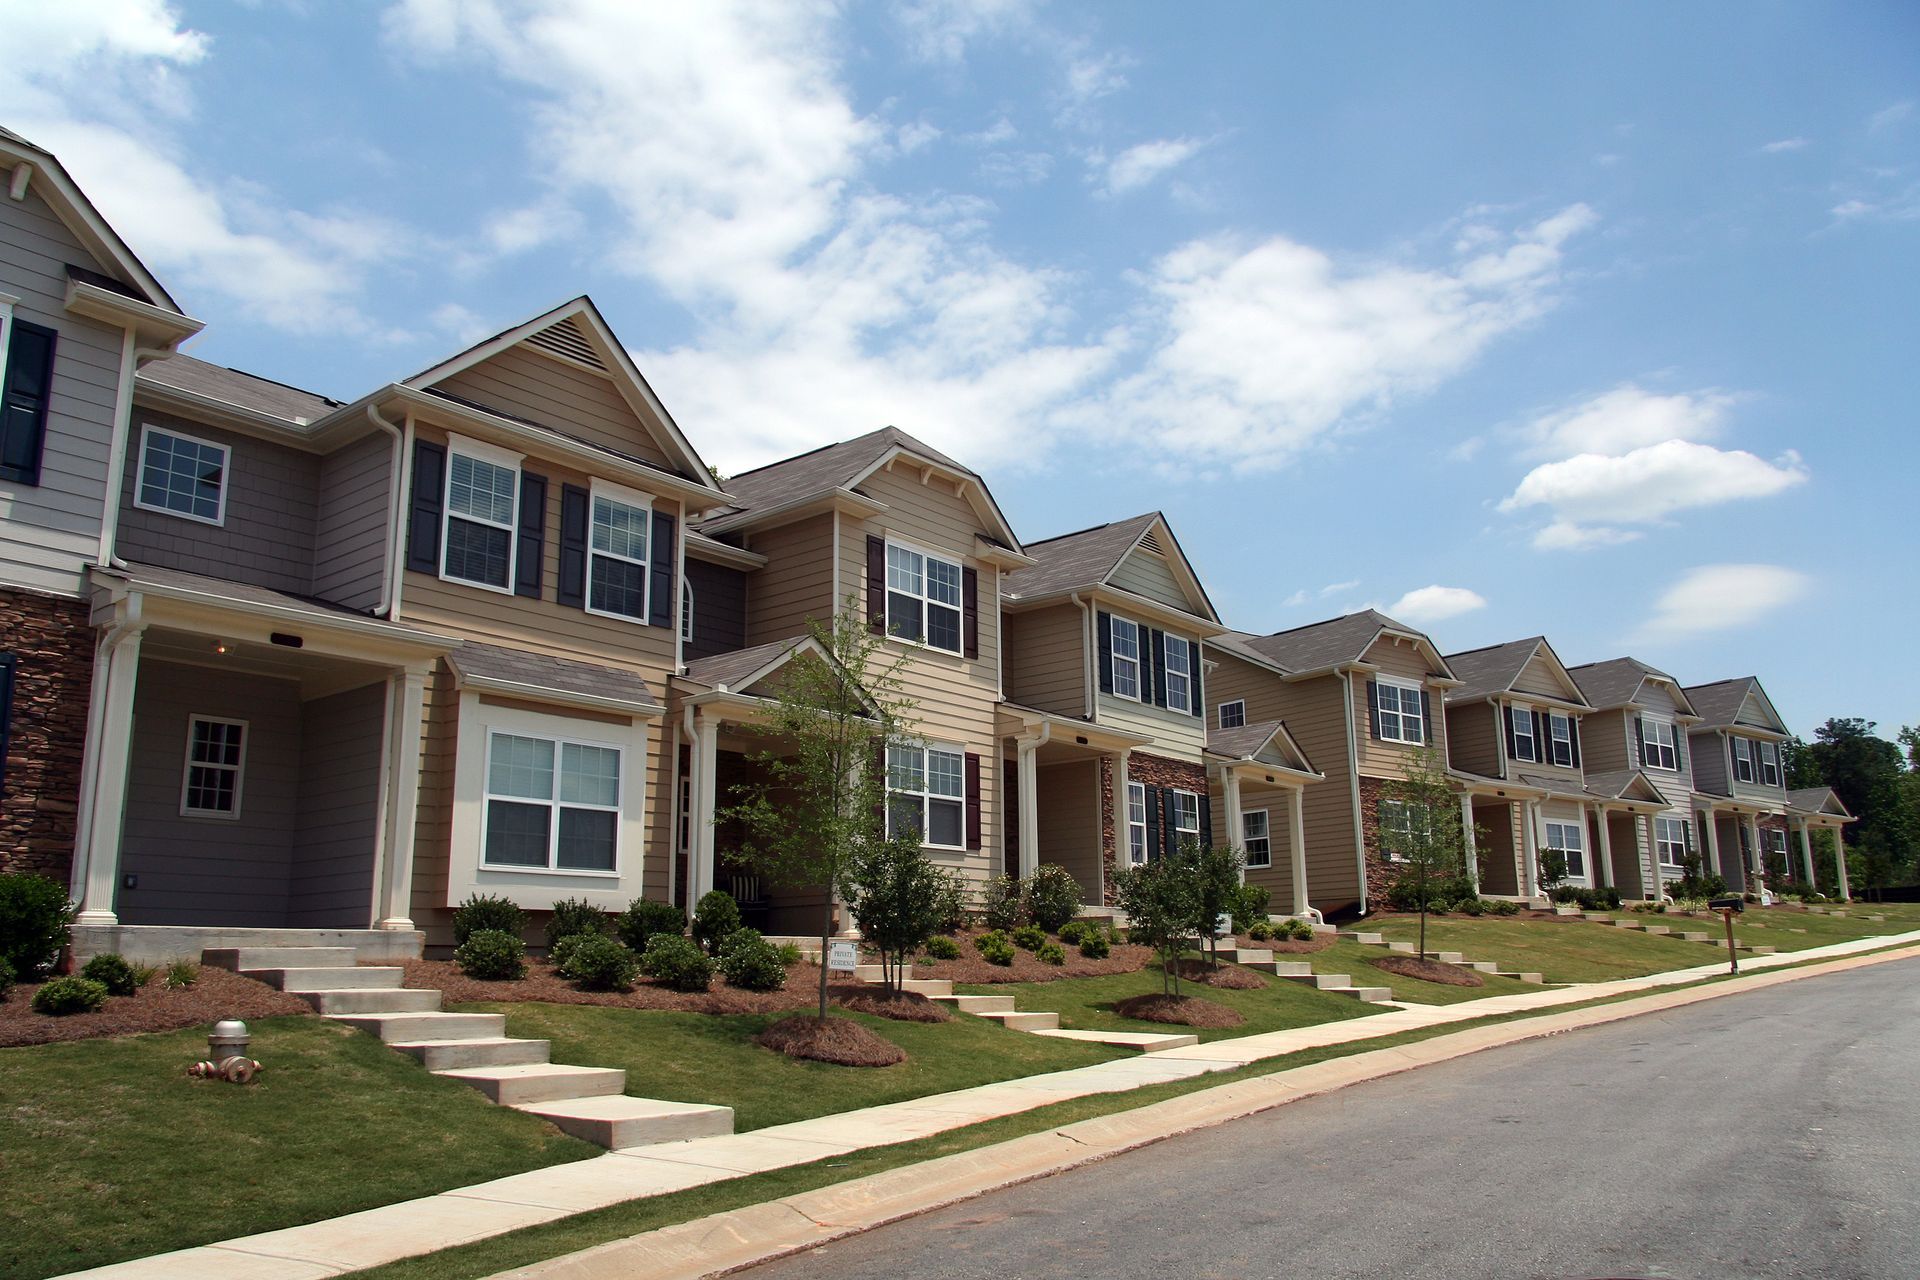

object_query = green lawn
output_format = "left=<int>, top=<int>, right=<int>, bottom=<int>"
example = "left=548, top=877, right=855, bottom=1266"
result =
left=1307, top=939, right=1547, bottom=1004
left=1714, top=904, right=1920, bottom=952
left=457, top=1003, right=1125, bottom=1132
left=955, top=962, right=1380, bottom=1041
left=0, top=1018, right=594, bottom=1280
left=1365, top=916, right=1716, bottom=983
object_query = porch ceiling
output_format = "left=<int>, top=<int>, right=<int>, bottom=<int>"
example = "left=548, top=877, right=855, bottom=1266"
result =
left=142, top=628, right=392, bottom=701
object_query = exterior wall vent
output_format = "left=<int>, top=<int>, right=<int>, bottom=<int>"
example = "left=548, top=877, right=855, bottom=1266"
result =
left=1137, top=530, right=1164, bottom=555
left=524, top=316, right=609, bottom=372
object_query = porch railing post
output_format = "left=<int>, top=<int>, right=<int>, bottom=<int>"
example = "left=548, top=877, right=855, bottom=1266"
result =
left=690, top=711, right=719, bottom=907
left=1015, top=738, right=1039, bottom=880
left=376, top=667, right=427, bottom=931
left=1288, top=785, right=1310, bottom=917
left=1458, top=793, right=1479, bottom=896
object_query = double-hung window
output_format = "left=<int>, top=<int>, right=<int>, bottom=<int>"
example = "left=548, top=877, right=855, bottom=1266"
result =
left=1376, top=678, right=1424, bottom=744
left=1510, top=705, right=1537, bottom=762
left=483, top=731, right=621, bottom=872
left=886, top=542, right=963, bottom=653
left=1377, top=799, right=1431, bottom=861
left=1164, top=636, right=1193, bottom=713
left=1127, top=782, right=1148, bottom=865
left=1218, top=700, right=1246, bottom=729
left=588, top=480, right=652, bottom=622
left=181, top=716, right=246, bottom=818
left=1545, top=819, right=1586, bottom=881
left=1548, top=713, right=1575, bottom=767
left=1732, top=738, right=1756, bottom=783
left=888, top=742, right=965, bottom=849
left=1643, top=717, right=1678, bottom=771
left=1242, top=809, right=1271, bottom=868
left=1171, top=789, right=1201, bottom=847
left=1655, top=816, right=1688, bottom=869
left=1759, top=741, right=1781, bottom=787
left=136, top=425, right=230, bottom=525
left=1109, top=617, right=1142, bottom=700
left=443, top=439, right=520, bottom=592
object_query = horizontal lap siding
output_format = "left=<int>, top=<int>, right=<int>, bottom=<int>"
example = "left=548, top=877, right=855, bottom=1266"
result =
left=288, top=682, right=384, bottom=926
left=409, top=664, right=461, bottom=943
left=1689, top=730, right=1729, bottom=797
left=434, top=344, right=674, bottom=470
left=1107, top=546, right=1191, bottom=613
left=1354, top=637, right=1447, bottom=777
left=1512, top=653, right=1571, bottom=699
left=1036, top=759, right=1101, bottom=900
left=1099, top=690, right=1204, bottom=760
left=1234, top=781, right=1298, bottom=909
left=1631, top=684, right=1695, bottom=808
left=1445, top=701, right=1500, bottom=776
left=1004, top=603, right=1085, bottom=717
left=0, top=188, right=129, bottom=594
left=745, top=513, right=835, bottom=644
left=1582, top=708, right=1632, bottom=774
left=313, top=431, right=392, bottom=611
left=684, top=557, right=748, bottom=659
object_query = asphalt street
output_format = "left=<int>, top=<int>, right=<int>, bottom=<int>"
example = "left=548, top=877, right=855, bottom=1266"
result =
left=744, top=958, right=1920, bottom=1279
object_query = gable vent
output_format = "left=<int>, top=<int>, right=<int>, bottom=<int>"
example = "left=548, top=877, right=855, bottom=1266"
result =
left=524, top=316, right=609, bottom=372
left=1137, top=530, right=1164, bottom=555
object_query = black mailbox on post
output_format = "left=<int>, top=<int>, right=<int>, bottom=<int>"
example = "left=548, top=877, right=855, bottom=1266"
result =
left=1709, top=896, right=1744, bottom=913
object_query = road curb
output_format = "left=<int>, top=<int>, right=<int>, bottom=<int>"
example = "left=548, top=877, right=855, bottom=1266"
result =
left=490, top=944, right=1920, bottom=1280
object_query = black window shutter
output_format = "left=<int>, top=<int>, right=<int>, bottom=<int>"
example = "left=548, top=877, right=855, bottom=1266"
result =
left=1504, top=704, right=1518, bottom=764
left=1366, top=680, right=1381, bottom=739
left=871, top=741, right=887, bottom=826
left=1421, top=688, right=1434, bottom=744
left=557, top=483, right=589, bottom=608
left=962, top=565, right=979, bottom=659
left=1096, top=611, right=1113, bottom=694
left=1633, top=717, right=1647, bottom=766
left=1569, top=717, right=1582, bottom=768
left=866, top=536, right=885, bottom=635
left=1191, top=645, right=1205, bottom=719
left=649, top=510, right=676, bottom=628
left=1682, top=820, right=1695, bottom=856
left=965, top=752, right=982, bottom=850
left=1199, top=793, right=1213, bottom=849
left=1161, top=788, right=1178, bottom=857
left=1149, top=629, right=1167, bottom=708
left=1005, top=765, right=1019, bottom=875
left=1532, top=711, right=1545, bottom=763
left=514, top=471, right=546, bottom=599
left=1144, top=785, right=1161, bottom=861
left=0, top=653, right=15, bottom=793
left=1675, top=729, right=1687, bottom=773
left=405, top=439, right=446, bottom=574
left=0, top=321, right=56, bottom=485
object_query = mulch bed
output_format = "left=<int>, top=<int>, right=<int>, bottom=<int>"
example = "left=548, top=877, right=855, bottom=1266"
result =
left=913, top=929, right=1155, bottom=984
left=1113, top=993, right=1244, bottom=1028
left=1370, top=955, right=1484, bottom=987
left=1171, top=959, right=1267, bottom=990
left=755, top=1014, right=906, bottom=1067
left=0, top=967, right=313, bottom=1048
left=837, top=990, right=952, bottom=1022
left=408, top=958, right=953, bottom=1019
left=1255, top=935, right=1336, bottom=954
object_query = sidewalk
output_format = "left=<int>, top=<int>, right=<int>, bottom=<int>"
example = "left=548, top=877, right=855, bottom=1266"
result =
left=64, top=929, right=1920, bottom=1280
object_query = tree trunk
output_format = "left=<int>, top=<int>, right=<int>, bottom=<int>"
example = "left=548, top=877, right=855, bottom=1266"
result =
left=816, top=904, right=831, bottom=1022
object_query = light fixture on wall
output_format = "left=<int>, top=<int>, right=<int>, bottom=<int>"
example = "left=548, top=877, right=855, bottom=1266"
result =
left=212, top=641, right=230, bottom=656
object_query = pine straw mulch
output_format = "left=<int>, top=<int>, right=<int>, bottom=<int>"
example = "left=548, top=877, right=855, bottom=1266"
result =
left=1113, top=993, right=1244, bottom=1028
left=1369, top=955, right=1484, bottom=987
left=406, top=958, right=947, bottom=1018
left=1170, top=958, right=1268, bottom=990
left=836, top=990, right=952, bottom=1022
left=1233, top=932, right=1335, bottom=954
left=0, top=966, right=313, bottom=1048
left=915, top=929, right=1154, bottom=984
left=755, top=1014, right=906, bottom=1067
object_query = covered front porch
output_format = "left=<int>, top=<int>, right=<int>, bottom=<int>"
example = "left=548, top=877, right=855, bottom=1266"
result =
left=1784, top=787, right=1856, bottom=899
left=1452, top=771, right=1547, bottom=899
left=68, top=565, right=451, bottom=963
left=1000, top=705, right=1148, bottom=906
left=1582, top=770, right=1670, bottom=901
left=1694, top=795, right=1778, bottom=893
left=1207, top=720, right=1321, bottom=917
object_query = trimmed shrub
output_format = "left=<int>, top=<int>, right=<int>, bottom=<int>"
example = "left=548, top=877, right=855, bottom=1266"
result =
left=80, top=953, right=139, bottom=997
left=981, top=874, right=1026, bottom=932
left=164, top=959, right=198, bottom=989
left=717, top=926, right=764, bottom=958
left=932, top=873, right=970, bottom=935
left=718, top=934, right=786, bottom=991
left=924, top=935, right=961, bottom=960
left=0, top=956, right=14, bottom=1000
left=974, top=930, right=1015, bottom=966
left=617, top=898, right=686, bottom=954
left=1455, top=897, right=1486, bottom=917
left=1010, top=923, right=1047, bottom=951
left=545, top=898, right=611, bottom=950
left=559, top=935, right=638, bottom=991
left=1230, top=883, right=1272, bottom=933
left=455, top=928, right=526, bottom=980
left=641, top=934, right=713, bottom=992
left=33, top=976, right=107, bottom=1016
left=1246, top=921, right=1274, bottom=941
left=548, top=933, right=588, bottom=972
left=1280, top=918, right=1316, bottom=941
left=452, top=894, right=526, bottom=947
left=1057, top=920, right=1095, bottom=947
left=1486, top=898, right=1521, bottom=916
left=776, top=942, right=804, bottom=966
left=1386, top=873, right=1477, bottom=913
left=1036, top=941, right=1067, bottom=965
left=691, top=891, right=742, bottom=955
left=1077, top=931, right=1110, bottom=960
left=0, top=872, right=76, bottom=981
left=1024, top=865, right=1082, bottom=933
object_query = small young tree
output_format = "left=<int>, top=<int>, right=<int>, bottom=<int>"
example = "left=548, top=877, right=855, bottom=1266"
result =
left=1112, top=843, right=1206, bottom=997
left=1376, top=747, right=1475, bottom=960
left=1193, top=840, right=1246, bottom=970
left=844, top=838, right=958, bottom=995
left=717, top=599, right=913, bottom=1022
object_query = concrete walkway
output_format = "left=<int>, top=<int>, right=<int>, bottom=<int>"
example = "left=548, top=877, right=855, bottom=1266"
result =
left=62, top=928, right=1920, bottom=1280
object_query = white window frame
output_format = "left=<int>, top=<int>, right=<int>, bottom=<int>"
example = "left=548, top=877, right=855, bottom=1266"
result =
left=885, top=538, right=964, bottom=655
left=1126, top=781, right=1148, bottom=865
left=1376, top=675, right=1425, bottom=745
left=1548, top=712, right=1575, bottom=768
left=1164, top=634, right=1193, bottom=713
left=1171, top=788, right=1202, bottom=846
left=680, top=579, right=694, bottom=644
left=1759, top=740, right=1781, bottom=787
left=887, top=741, right=966, bottom=851
left=1109, top=615, right=1142, bottom=701
left=0, top=292, right=16, bottom=393
left=1655, top=816, right=1688, bottom=869
left=1218, top=699, right=1246, bottom=730
left=585, top=477, right=654, bottom=625
left=1377, top=798, right=1433, bottom=862
left=135, top=424, right=231, bottom=527
left=1643, top=716, right=1678, bottom=771
left=180, top=714, right=247, bottom=819
left=1510, top=704, right=1537, bottom=762
left=1732, top=736, right=1756, bottom=783
left=1545, top=818, right=1587, bottom=883
left=1242, top=808, right=1271, bottom=868
left=441, top=433, right=522, bottom=595
left=480, top=727, right=625, bottom=876
left=1766, top=828, right=1789, bottom=863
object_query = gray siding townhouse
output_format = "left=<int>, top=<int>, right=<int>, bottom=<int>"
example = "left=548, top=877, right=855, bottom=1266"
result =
left=1567, top=656, right=1705, bottom=899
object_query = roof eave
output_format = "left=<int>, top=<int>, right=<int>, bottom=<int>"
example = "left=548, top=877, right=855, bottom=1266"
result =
left=697, top=486, right=886, bottom=536
left=64, top=279, right=203, bottom=347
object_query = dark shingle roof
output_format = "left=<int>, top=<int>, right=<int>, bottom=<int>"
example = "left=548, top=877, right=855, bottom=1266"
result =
left=1680, top=678, right=1760, bottom=729
left=139, top=353, right=341, bottom=424
left=66, top=262, right=150, bottom=305
left=709, top=427, right=973, bottom=522
left=1582, top=768, right=1657, bottom=802
left=1233, top=609, right=1411, bottom=674
left=0, top=125, right=34, bottom=148
left=1786, top=786, right=1852, bottom=817
left=112, top=560, right=378, bottom=619
left=1206, top=720, right=1284, bottom=761
left=1515, top=771, right=1592, bottom=801
left=682, top=637, right=810, bottom=690
left=1442, top=637, right=1545, bottom=703
left=1000, top=513, right=1158, bottom=600
left=1568, top=657, right=1660, bottom=709
left=450, top=642, right=659, bottom=711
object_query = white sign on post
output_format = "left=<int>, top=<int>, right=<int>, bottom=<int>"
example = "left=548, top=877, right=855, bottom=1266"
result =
left=1214, top=913, right=1235, bottom=939
left=827, top=940, right=859, bottom=972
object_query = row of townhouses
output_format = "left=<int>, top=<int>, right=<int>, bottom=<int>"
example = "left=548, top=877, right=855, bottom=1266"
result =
left=0, top=128, right=1856, bottom=961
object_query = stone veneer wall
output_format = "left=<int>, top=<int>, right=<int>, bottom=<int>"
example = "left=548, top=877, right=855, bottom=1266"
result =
left=1356, top=775, right=1405, bottom=907
left=1098, top=756, right=1116, bottom=904
left=0, top=588, right=93, bottom=884
left=1125, top=751, right=1207, bottom=904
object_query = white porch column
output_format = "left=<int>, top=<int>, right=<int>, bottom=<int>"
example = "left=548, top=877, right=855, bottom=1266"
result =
left=1744, top=814, right=1764, bottom=884
left=690, top=711, right=720, bottom=905
left=1593, top=807, right=1614, bottom=891
left=1222, top=766, right=1245, bottom=883
left=1797, top=820, right=1816, bottom=885
left=72, top=624, right=146, bottom=926
left=1833, top=825, right=1851, bottom=900
left=1460, top=794, right=1479, bottom=895
left=375, top=667, right=428, bottom=931
left=1520, top=800, right=1541, bottom=899
left=1638, top=814, right=1657, bottom=900
left=1699, top=809, right=1720, bottom=877
left=1287, top=786, right=1310, bottom=916
left=1016, top=738, right=1040, bottom=878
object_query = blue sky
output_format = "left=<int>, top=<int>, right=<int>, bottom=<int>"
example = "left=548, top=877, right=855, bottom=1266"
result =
left=4, top=1, right=1915, bottom=738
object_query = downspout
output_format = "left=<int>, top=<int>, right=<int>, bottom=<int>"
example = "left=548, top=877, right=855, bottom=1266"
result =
left=1071, top=592, right=1094, bottom=720
left=365, top=404, right=408, bottom=618
left=1340, top=667, right=1366, bottom=914
left=98, top=339, right=172, bottom=570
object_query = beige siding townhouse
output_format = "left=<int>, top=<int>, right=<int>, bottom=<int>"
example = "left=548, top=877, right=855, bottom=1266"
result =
left=1443, top=637, right=1666, bottom=902
left=1568, top=656, right=1707, bottom=899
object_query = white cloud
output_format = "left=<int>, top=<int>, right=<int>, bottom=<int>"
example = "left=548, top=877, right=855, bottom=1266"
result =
left=1869, top=100, right=1913, bottom=132
left=1532, top=521, right=1643, bottom=552
left=1522, top=385, right=1736, bottom=460
left=1319, top=579, right=1360, bottom=597
left=1281, top=588, right=1310, bottom=607
left=1387, top=585, right=1487, bottom=624
left=893, top=0, right=1035, bottom=64
left=430, top=302, right=491, bottom=344
left=1502, top=439, right=1807, bottom=546
left=895, top=120, right=942, bottom=154
left=1281, top=578, right=1360, bottom=608
left=1760, top=137, right=1809, bottom=154
left=1638, top=564, right=1811, bottom=639
left=1101, top=137, right=1204, bottom=195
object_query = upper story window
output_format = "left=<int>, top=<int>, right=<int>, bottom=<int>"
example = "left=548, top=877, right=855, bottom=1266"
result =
left=443, top=438, right=520, bottom=593
left=886, top=541, right=963, bottom=654
left=483, top=730, right=622, bottom=872
left=1375, top=676, right=1425, bottom=744
left=588, top=481, right=652, bottom=623
left=1242, top=808, right=1271, bottom=868
left=1110, top=616, right=1142, bottom=700
left=887, top=742, right=965, bottom=849
left=1218, top=699, right=1246, bottom=730
left=1732, top=736, right=1756, bottom=783
left=1548, top=712, right=1575, bottom=767
left=1759, top=740, right=1781, bottom=786
left=181, top=715, right=246, bottom=818
left=1510, top=704, right=1538, bottom=762
left=1164, top=635, right=1193, bottom=713
left=1642, top=717, right=1678, bottom=771
left=136, top=425, right=229, bottom=525
left=0, top=300, right=57, bottom=487
left=1127, top=781, right=1148, bottom=865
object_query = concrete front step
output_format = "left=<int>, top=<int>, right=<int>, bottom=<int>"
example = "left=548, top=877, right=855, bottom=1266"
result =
left=243, top=965, right=405, bottom=991
left=1495, top=971, right=1546, bottom=984
left=1746, top=945, right=1777, bottom=955
left=1674, top=931, right=1712, bottom=943
left=1387, top=941, right=1418, bottom=954
left=852, top=963, right=907, bottom=983
left=1279, top=972, right=1351, bottom=990
left=1233, top=959, right=1283, bottom=974
left=936, top=993, right=1016, bottom=1015
left=1337, top=930, right=1384, bottom=945
left=1641, top=925, right=1672, bottom=935
left=1612, top=918, right=1644, bottom=929
left=391, top=1037, right=552, bottom=1071
left=976, top=1009, right=1061, bottom=1031
left=1270, top=961, right=1315, bottom=978
left=330, top=1010, right=507, bottom=1043
left=1216, top=947, right=1274, bottom=965
left=204, top=945, right=357, bottom=971
left=437, top=1063, right=626, bottom=1106
left=515, top=1095, right=734, bottom=1149
left=898, top=978, right=953, bottom=997
left=1030, top=1028, right=1199, bottom=1053
left=1340, top=986, right=1396, bottom=1003
left=295, top=987, right=441, bottom=1015
left=1464, top=960, right=1498, bottom=973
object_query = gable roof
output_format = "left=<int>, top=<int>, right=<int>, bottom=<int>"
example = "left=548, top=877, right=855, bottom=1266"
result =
left=139, top=352, right=342, bottom=425
left=1681, top=677, right=1786, bottom=733
left=1786, top=787, right=1855, bottom=820
left=1205, top=718, right=1319, bottom=776
left=1232, top=609, right=1454, bottom=679
left=679, top=634, right=881, bottom=716
left=1580, top=768, right=1668, bottom=805
left=1002, top=512, right=1219, bottom=623
left=1442, top=636, right=1589, bottom=708
left=1566, top=656, right=1690, bottom=715
left=449, top=641, right=659, bottom=716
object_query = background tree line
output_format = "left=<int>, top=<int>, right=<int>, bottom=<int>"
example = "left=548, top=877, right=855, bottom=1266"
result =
left=1783, top=718, right=1920, bottom=895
